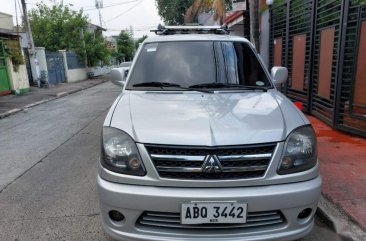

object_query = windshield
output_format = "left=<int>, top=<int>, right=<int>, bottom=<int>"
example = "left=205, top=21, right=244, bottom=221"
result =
left=126, top=41, right=271, bottom=90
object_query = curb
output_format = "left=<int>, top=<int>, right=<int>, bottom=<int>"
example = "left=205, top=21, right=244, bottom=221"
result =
left=0, top=108, right=22, bottom=119
left=317, top=195, right=366, bottom=241
left=24, top=98, right=56, bottom=109
left=0, top=79, right=108, bottom=120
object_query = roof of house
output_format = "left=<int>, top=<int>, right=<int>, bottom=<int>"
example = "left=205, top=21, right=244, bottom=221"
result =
left=0, top=28, right=19, bottom=36
left=224, top=11, right=244, bottom=25
left=0, top=12, right=13, bottom=17
left=88, top=23, right=107, bottom=32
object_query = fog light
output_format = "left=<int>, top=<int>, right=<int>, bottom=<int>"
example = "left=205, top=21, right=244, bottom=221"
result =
left=297, top=208, right=312, bottom=221
left=109, top=210, right=125, bottom=222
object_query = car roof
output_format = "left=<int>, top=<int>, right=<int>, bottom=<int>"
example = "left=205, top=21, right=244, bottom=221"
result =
left=144, top=34, right=251, bottom=44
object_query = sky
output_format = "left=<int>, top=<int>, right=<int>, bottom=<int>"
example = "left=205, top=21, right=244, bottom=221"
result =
left=1, top=0, right=163, bottom=38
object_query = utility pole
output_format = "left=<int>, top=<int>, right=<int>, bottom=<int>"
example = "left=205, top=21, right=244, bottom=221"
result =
left=243, top=0, right=250, bottom=39
left=15, top=0, right=19, bottom=35
left=95, top=0, right=104, bottom=27
left=249, top=0, right=259, bottom=50
left=21, top=0, right=40, bottom=86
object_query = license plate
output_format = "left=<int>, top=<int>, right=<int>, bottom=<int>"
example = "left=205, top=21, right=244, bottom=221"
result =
left=181, top=202, right=247, bottom=224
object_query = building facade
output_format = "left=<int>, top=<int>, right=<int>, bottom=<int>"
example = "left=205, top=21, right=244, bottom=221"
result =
left=0, top=12, right=30, bottom=95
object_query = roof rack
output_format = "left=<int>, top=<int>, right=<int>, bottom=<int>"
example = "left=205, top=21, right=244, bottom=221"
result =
left=150, top=24, right=231, bottom=35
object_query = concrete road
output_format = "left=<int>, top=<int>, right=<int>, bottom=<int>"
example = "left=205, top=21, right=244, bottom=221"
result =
left=0, top=82, right=342, bottom=241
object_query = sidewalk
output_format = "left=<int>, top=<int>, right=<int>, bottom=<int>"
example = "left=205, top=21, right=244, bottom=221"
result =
left=308, top=115, right=366, bottom=232
left=0, top=75, right=110, bottom=119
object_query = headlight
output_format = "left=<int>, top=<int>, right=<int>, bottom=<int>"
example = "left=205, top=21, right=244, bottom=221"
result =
left=278, top=125, right=317, bottom=175
left=101, top=127, right=146, bottom=176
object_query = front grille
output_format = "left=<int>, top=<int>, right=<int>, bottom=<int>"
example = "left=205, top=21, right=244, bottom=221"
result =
left=145, top=144, right=276, bottom=179
left=137, top=210, right=286, bottom=230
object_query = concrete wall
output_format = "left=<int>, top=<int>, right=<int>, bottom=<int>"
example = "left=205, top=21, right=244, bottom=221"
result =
left=19, top=32, right=29, bottom=48
left=67, top=68, right=88, bottom=83
left=32, top=47, right=113, bottom=84
left=0, top=12, right=13, bottom=30
left=35, top=47, right=48, bottom=84
left=64, top=65, right=113, bottom=83
left=230, top=24, right=245, bottom=37
left=61, top=50, right=88, bottom=83
left=35, top=47, right=47, bottom=73
left=6, top=57, right=30, bottom=93
left=88, top=66, right=113, bottom=77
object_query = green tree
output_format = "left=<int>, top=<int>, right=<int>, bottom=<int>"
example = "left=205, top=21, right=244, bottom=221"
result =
left=156, top=0, right=231, bottom=25
left=84, top=31, right=111, bottom=67
left=29, top=3, right=87, bottom=51
left=117, top=31, right=135, bottom=62
left=185, top=0, right=231, bottom=24
left=29, top=3, right=110, bottom=66
left=135, top=35, right=148, bottom=49
left=156, top=0, right=195, bottom=25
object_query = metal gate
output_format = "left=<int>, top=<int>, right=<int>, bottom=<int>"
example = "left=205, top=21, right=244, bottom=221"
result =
left=269, top=1, right=287, bottom=69
left=336, top=1, right=366, bottom=136
left=45, top=51, right=65, bottom=85
left=270, top=0, right=316, bottom=113
left=0, top=40, right=11, bottom=95
left=270, top=0, right=366, bottom=137
left=23, top=48, right=34, bottom=86
left=311, top=0, right=343, bottom=126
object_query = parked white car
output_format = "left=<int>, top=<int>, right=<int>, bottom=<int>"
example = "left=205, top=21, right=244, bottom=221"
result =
left=98, top=26, right=321, bottom=241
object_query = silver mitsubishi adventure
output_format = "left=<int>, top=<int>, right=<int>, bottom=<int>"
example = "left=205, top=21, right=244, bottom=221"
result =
left=97, top=26, right=321, bottom=241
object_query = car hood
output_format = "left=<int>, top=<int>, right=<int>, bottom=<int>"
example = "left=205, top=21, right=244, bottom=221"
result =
left=110, top=91, right=306, bottom=146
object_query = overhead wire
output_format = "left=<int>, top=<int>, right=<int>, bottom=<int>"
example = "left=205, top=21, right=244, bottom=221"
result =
left=83, top=0, right=141, bottom=11
left=106, top=0, right=144, bottom=22
left=5, top=0, right=154, bottom=36
left=24, top=0, right=140, bottom=11
left=106, top=25, right=156, bottom=32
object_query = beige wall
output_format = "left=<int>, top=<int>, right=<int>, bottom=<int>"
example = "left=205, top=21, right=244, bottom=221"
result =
left=6, top=58, right=30, bottom=91
left=0, top=12, right=14, bottom=30
left=67, top=68, right=88, bottom=83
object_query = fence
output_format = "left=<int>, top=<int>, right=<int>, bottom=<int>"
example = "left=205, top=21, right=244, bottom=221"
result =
left=269, top=0, right=366, bottom=137
left=45, top=51, right=66, bottom=85
left=66, top=51, right=85, bottom=70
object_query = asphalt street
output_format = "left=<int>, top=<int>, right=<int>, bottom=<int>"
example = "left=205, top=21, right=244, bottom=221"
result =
left=0, top=82, right=343, bottom=240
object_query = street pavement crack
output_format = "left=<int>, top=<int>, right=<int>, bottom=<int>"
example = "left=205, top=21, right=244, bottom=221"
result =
left=80, top=132, right=101, bottom=138
left=0, top=213, right=100, bottom=223
left=0, top=109, right=109, bottom=194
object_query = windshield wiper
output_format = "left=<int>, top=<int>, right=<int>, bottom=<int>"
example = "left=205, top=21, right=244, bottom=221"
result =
left=133, top=82, right=213, bottom=93
left=189, top=83, right=268, bottom=92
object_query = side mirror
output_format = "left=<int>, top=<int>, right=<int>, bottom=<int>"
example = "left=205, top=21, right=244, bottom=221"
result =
left=271, top=67, right=288, bottom=86
left=110, top=69, right=125, bottom=88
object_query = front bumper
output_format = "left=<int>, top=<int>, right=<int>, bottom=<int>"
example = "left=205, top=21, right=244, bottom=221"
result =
left=97, top=175, right=321, bottom=241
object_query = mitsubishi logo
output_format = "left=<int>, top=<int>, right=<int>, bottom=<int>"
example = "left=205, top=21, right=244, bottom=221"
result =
left=202, top=155, right=222, bottom=173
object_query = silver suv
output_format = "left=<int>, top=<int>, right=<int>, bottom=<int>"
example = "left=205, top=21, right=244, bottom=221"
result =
left=98, top=26, right=321, bottom=241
